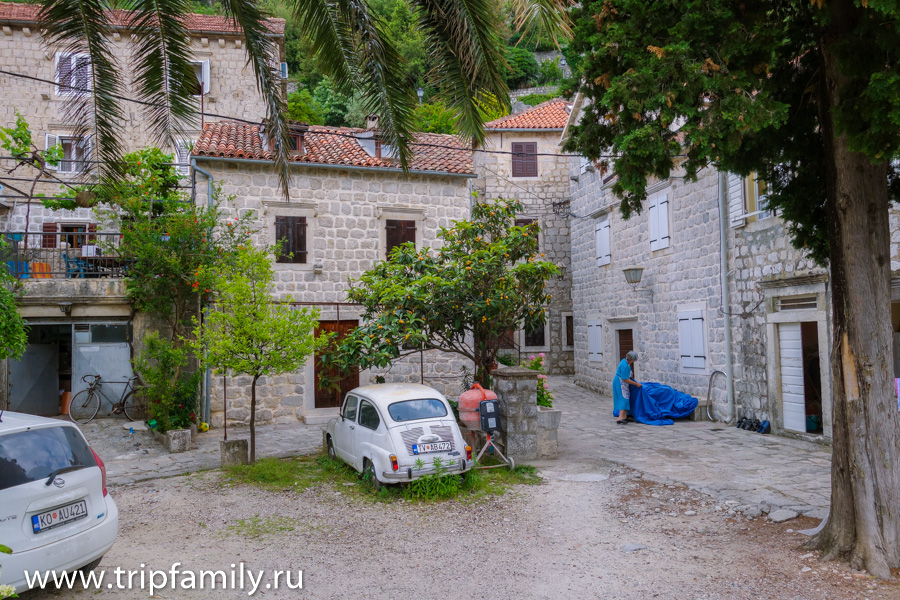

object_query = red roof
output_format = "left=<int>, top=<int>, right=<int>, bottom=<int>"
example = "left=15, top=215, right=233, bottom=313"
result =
left=193, top=121, right=475, bottom=176
left=0, top=2, right=285, bottom=35
left=485, top=99, right=573, bottom=130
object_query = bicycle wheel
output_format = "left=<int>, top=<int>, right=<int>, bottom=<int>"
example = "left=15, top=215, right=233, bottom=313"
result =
left=122, top=390, right=146, bottom=422
left=69, top=389, right=100, bottom=424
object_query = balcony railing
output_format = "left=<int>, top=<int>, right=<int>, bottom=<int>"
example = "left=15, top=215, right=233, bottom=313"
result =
left=2, top=232, right=130, bottom=279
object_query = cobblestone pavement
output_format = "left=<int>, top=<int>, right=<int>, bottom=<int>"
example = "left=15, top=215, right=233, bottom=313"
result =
left=539, top=376, right=832, bottom=519
left=78, top=418, right=325, bottom=486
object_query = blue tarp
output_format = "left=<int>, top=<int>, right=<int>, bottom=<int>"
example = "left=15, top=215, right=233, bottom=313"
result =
left=612, top=382, right=699, bottom=426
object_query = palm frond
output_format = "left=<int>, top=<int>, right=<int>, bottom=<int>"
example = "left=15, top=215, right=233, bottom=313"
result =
left=39, top=0, right=126, bottom=182
left=415, top=0, right=508, bottom=145
left=127, top=0, right=198, bottom=148
left=220, top=0, right=291, bottom=197
left=507, top=0, right=573, bottom=48
left=289, top=0, right=357, bottom=96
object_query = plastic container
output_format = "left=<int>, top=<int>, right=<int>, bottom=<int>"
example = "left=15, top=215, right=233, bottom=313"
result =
left=458, top=383, right=497, bottom=431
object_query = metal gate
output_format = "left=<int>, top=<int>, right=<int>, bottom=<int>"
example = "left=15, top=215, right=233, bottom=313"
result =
left=71, top=323, right=133, bottom=416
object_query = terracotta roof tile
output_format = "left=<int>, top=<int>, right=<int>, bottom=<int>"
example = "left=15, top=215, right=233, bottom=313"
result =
left=0, top=2, right=284, bottom=35
left=193, top=122, right=475, bottom=176
left=485, top=99, right=573, bottom=130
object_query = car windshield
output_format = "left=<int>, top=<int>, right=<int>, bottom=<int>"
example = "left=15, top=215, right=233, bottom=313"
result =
left=0, top=426, right=95, bottom=491
left=388, top=398, right=448, bottom=422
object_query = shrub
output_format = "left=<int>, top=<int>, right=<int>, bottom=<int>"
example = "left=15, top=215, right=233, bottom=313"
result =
left=537, top=58, right=563, bottom=85
left=412, top=102, right=457, bottom=134
left=520, top=92, right=557, bottom=106
left=522, top=353, right=554, bottom=408
left=134, top=332, right=200, bottom=432
left=403, top=458, right=464, bottom=500
left=286, top=88, right=324, bottom=125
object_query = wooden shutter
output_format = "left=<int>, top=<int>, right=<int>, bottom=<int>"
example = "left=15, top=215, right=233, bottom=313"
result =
left=595, top=215, right=610, bottom=266
left=275, top=216, right=307, bottom=263
left=727, top=173, right=745, bottom=227
left=87, top=223, right=97, bottom=242
left=56, top=53, right=71, bottom=92
left=42, top=222, right=58, bottom=249
left=511, top=142, right=537, bottom=177
left=386, top=219, right=415, bottom=256
left=678, top=310, right=705, bottom=369
left=588, top=319, right=603, bottom=361
left=74, top=54, right=91, bottom=92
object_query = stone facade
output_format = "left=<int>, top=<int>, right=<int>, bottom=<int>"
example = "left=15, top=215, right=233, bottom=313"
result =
left=473, top=129, right=576, bottom=374
left=193, top=158, right=476, bottom=426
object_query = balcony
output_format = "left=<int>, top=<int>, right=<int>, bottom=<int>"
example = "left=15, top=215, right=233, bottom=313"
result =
left=2, top=232, right=129, bottom=279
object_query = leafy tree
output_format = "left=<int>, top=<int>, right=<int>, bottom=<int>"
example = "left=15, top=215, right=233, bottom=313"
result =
left=38, top=0, right=569, bottom=193
left=564, top=0, right=900, bottom=577
left=536, top=57, right=563, bottom=85
left=0, top=237, right=28, bottom=362
left=321, top=197, right=557, bottom=387
left=502, top=45, right=540, bottom=89
left=412, top=102, right=458, bottom=135
left=286, top=89, right=324, bottom=125
left=312, top=77, right=354, bottom=127
left=189, top=246, right=325, bottom=463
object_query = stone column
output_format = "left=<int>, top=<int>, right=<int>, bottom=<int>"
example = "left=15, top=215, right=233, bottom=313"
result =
left=493, top=366, right=538, bottom=461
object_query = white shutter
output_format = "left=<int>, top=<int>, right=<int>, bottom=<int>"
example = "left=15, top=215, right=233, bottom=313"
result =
left=656, top=193, right=670, bottom=249
left=678, top=310, right=705, bottom=369
left=595, top=215, right=610, bottom=266
left=678, top=314, right=692, bottom=369
left=779, top=323, right=806, bottom=432
left=727, top=173, right=745, bottom=227
left=201, top=59, right=211, bottom=95
left=175, top=142, right=191, bottom=175
left=280, top=61, right=288, bottom=79
left=44, top=134, right=59, bottom=170
left=648, top=196, right=659, bottom=251
left=689, top=315, right=705, bottom=368
left=588, top=319, right=603, bottom=362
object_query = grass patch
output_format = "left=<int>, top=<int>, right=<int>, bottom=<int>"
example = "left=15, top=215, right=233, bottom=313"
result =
left=222, top=453, right=541, bottom=503
left=223, top=515, right=296, bottom=538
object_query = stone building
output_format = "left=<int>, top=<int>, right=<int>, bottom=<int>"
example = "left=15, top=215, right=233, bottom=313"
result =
left=473, top=100, right=577, bottom=374
left=0, top=2, right=285, bottom=418
left=191, top=121, right=477, bottom=425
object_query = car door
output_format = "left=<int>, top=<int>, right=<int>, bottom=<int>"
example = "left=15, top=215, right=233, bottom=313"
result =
left=333, top=395, right=359, bottom=465
left=353, top=399, right=382, bottom=471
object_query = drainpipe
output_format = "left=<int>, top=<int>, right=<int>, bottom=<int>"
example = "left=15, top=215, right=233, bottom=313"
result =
left=191, top=158, right=215, bottom=426
left=717, top=170, right=735, bottom=423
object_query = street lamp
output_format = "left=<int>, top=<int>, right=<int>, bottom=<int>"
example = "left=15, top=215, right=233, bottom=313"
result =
left=623, top=267, right=644, bottom=292
left=417, top=88, right=424, bottom=104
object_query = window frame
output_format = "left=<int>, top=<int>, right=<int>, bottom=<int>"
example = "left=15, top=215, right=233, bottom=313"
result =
left=266, top=203, right=316, bottom=271
left=45, top=134, right=91, bottom=174
left=342, top=395, right=359, bottom=421
left=190, top=59, right=211, bottom=97
left=274, top=215, right=308, bottom=264
left=677, top=307, right=708, bottom=374
left=511, top=141, right=538, bottom=178
left=55, top=52, right=91, bottom=96
left=384, top=218, right=417, bottom=257
left=378, top=208, right=423, bottom=261
left=561, top=312, right=574, bottom=349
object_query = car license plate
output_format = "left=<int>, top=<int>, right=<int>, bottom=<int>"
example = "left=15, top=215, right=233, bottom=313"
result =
left=412, top=441, right=451, bottom=454
left=32, top=500, right=88, bottom=534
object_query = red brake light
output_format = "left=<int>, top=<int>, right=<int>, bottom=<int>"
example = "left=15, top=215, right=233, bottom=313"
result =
left=466, top=445, right=472, bottom=461
left=90, top=447, right=107, bottom=496
left=390, top=455, right=399, bottom=471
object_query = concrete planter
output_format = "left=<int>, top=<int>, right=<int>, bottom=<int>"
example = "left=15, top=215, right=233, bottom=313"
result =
left=151, top=427, right=192, bottom=453
left=220, top=439, right=249, bottom=467
left=537, top=407, right=562, bottom=459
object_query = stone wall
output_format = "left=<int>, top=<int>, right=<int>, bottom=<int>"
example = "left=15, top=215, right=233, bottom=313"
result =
left=194, top=159, right=476, bottom=426
left=568, top=165, right=727, bottom=412
left=473, top=130, right=575, bottom=374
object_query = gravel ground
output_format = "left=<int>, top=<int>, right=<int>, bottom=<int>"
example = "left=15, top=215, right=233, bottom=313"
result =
left=23, top=462, right=898, bottom=600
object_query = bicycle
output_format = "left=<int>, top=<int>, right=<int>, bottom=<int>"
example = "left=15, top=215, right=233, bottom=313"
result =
left=68, top=374, right=145, bottom=424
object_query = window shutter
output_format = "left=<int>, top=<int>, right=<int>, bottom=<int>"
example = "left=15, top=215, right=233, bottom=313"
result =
left=56, top=53, right=71, bottom=93
left=690, top=316, right=706, bottom=368
left=656, top=193, right=670, bottom=249
left=275, top=215, right=289, bottom=262
left=201, top=59, right=211, bottom=95
left=678, top=314, right=692, bottom=369
left=42, top=222, right=58, bottom=249
left=679, top=310, right=705, bottom=369
left=75, top=54, right=91, bottom=92
left=648, top=196, right=659, bottom=251
left=44, top=134, right=59, bottom=170
left=293, top=217, right=307, bottom=263
left=175, top=143, right=190, bottom=175
left=385, top=219, right=401, bottom=256
left=588, top=319, right=603, bottom=361
left=87, top=223, right=97, bottom=242
left=727, top=173, right=745, bottom=227
left=595, top=215, right=610, bottom=266
left=511, top=142, right=525, bottom=177
left=400, top=220, right=416, bottom=246
left=524, top=142, right=538, bottom=177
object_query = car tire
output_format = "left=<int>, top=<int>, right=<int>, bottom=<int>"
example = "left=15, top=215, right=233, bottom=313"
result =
left=327, top=437, right=336, bottom=460
left=79, top=557, right=103, bottom=573
left=363, top=459, right=382, bottom=492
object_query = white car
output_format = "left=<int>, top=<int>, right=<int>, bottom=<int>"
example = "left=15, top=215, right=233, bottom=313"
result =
left=0, top=412, right=119, bottom=594
left=325, top=384, right=473, bottom=488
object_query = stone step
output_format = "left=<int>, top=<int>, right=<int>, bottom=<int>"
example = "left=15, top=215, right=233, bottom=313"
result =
left=303, top=408, right=339, bottom=425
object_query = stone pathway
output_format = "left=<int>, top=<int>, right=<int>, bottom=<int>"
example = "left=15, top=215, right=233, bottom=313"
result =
left=79, top=418, right=325, bottom=486
left=538, top=376, right=832, bottom=519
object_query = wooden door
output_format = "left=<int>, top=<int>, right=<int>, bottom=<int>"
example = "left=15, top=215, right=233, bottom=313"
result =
left=315, top=320, right=359, bottom=408
left=618, top=329, right=634, bottom=378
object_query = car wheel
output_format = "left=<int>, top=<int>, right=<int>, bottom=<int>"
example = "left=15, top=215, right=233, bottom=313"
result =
left=363, top=459, right=382, bottom=492
left=79, top=557, right=103, bottom=573
left=327, top=437, right=336, bottom=460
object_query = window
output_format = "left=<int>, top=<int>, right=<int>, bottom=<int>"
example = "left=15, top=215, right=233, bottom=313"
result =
left=498, top=328, right=516, bottom=350
left=388, top=399, right=448, bottom=422
left=728, top=172, right=774, bottom=226
left=617, top=328, right=634, bottom=361
left=588, top=319, right=603, bottom=362
left=45, top=135, right=90, bottom=173
left=563, top=313, right=574, bottom=348
left=61, top=224, right=87, bottom=249
left=274, top=216, right=307, bottom=264
left=678, top=309, right=706, bottom=371
left=280, top=62, right=289, bottom=79
left=515, top=218, right=540, bottom=249
left=595, top=214, right=610, bottom=266
left=524, top=322, right=546, bottom=348
left=385, top=219, right=416, bottom=256
left=727, top=172, right=745, bottom=227
left=648, top=192, right=670, bottom=251
left=342, top=395, right=358, bottom=420
left=511, top=142, right=538, bottom=177
left=357, top=400, right=380, bottom=430
left=56, top=53, right=91, bottom=95
left=190, top=60, right=211, bottom=96
left=174, top=141, right=192, bottom=176
left=0, top=426, right=96, bottom=491
left=748, top=175, right=773, bottom=220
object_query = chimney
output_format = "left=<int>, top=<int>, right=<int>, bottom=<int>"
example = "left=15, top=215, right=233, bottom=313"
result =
left=366, top=113, right=380, bottom=130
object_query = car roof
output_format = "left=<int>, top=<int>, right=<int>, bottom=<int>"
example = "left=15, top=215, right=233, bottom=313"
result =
left=350, top=383, right=447, bottom=407
left=0, top=411, right=76, bottom=435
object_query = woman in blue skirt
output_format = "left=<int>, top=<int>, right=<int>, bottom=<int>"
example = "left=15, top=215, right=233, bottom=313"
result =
left=613, top=350, right=641, bottom=424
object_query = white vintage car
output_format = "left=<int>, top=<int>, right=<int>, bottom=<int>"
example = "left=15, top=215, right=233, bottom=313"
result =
left=325, top=384, right=473, bottom=488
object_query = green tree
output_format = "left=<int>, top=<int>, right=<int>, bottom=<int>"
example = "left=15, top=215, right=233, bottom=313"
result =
left=39, top=0, right=569, bottom=193
left=0, top=237, right=28, bottom=362
left=502, top=45, right=540, bottom=89
left=190, top=246, right=325, bottom=462
left=564, top=0, right=900, bottom=577
left=412, top=102, right=458, bottom=134
left=286, top=88, right=324, bottom=125
left=322, top=197, right=557, bottom=387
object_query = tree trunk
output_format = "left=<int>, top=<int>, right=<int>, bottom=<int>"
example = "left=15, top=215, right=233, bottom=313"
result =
left=250, top=374, right=259, bottom=464
left=812, top=10, right=900, bottom=577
